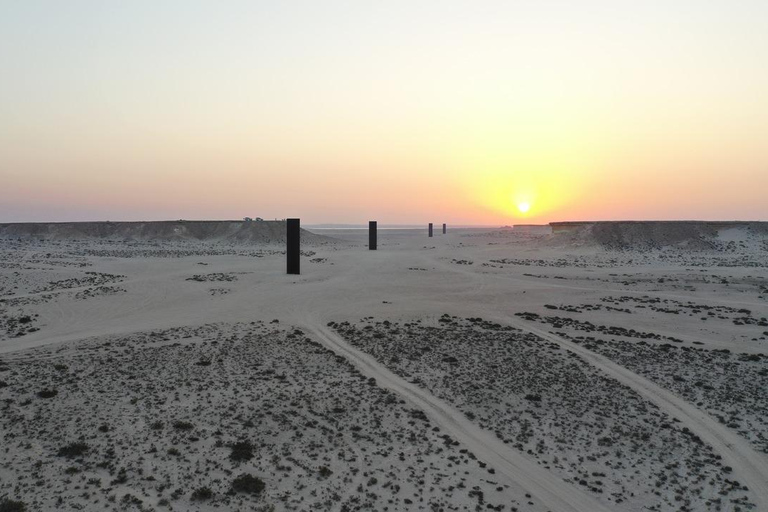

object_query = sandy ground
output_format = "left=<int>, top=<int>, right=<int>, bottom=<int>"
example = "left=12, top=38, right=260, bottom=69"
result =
left=1, top=227, right=767, bottom=511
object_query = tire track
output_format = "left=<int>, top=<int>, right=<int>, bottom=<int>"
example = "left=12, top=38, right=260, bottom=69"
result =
left=499, top=314, right=768, bottom=511
left=426, top=256, right=768, bottom=508
left=303, top=321, right=615, bottom=512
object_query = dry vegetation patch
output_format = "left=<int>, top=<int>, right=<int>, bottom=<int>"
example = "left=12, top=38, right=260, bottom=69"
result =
left=0, top=322, right=537, bottom=511
left=333, top=316, right=756, bottom=511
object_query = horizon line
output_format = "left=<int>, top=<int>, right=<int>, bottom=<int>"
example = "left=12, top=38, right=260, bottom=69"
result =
left=1, top=218, right=766, bottom=226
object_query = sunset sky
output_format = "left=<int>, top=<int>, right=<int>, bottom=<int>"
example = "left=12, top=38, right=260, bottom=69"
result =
left=1, top=1, right=767, bottom=224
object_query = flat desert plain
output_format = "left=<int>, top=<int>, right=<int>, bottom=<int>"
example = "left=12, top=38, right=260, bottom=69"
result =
left=1, top=223, right=767, bottom=512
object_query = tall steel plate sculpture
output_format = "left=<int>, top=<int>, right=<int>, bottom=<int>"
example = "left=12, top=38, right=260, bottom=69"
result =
left=286, top=218, right=300, bottom=275
left=369, top=221, right=377, bottom=250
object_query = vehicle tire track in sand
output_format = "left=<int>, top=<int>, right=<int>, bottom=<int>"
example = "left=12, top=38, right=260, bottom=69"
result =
left=425, top=257, right=768, bottom=508
left=304, top=322, right=616, bottom=512
left=501, top=315, right=768, bottom=511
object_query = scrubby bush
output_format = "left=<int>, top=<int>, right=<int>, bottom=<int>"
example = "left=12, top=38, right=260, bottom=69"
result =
left=172, top=420, right=193, bottom=431
left=190, top=486, right=213, bottom=501
left=111, top=467, right=128, bottom=485
left=231, top=473, right=265, bottom=495
left=37, top=389, right=58, bottom=399
left=230, top=440, right=255, bottom=462
left=57, top=442, right=89, bottom=458
left=0, top=498, right=27, bottom=512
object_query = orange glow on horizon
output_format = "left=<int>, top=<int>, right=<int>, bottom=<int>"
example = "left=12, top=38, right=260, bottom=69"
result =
left=1, top=2, right=767, bottom=224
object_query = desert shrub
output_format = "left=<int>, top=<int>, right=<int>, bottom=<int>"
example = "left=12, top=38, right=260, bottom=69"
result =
left=190, top=486, right=213, bottom=501
left=172, top=420, right=193, bottom=431
left=149, top=420, right=164, bottom=430
left=120, top=494, right=142, bottom=506
left=230, top=440, right=255, bottom=461
left=318, top=466, right=333, bottom=478
left=37, top=389, right=58, bottom=399
left=167, top=447, right=180, bottom=456
left=231, top=473, right=265, bottom=495
left=0, top=498, right=27, bottom=512
left=111, top=468, right=128, bottom=485
left=98, top=424, right=109, bottom=433
left=57, top=442, right=89, bottom=458
left=0, top=381, right=8, bottom=388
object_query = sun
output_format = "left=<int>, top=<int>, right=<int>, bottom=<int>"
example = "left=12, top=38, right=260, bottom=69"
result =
left=517, top=202, right=531, bottom=214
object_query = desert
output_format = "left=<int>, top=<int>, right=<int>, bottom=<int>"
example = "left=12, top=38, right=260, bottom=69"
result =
left=4, top=3, right=768, bottom=510
left=1, top=220, right=766, bottom=511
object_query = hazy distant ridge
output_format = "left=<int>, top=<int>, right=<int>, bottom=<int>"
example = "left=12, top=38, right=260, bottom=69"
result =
left=0, top=220, right=336, bottom=245
left=550, top=220, right=768, bottom=250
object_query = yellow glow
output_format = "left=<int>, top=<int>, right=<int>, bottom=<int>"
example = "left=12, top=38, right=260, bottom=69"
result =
left=518, top=202, right=530, bottom=214
left=2, top=3, right=768, bottom=223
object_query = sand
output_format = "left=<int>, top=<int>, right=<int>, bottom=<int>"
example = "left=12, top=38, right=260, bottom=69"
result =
left=1, top=224, right=767, bottom=511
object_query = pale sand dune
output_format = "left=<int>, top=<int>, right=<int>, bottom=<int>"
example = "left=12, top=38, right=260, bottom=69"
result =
left=1, top=225, right=767, bottom=510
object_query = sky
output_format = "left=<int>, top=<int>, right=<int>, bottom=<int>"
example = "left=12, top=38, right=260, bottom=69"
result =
left=1, top=1, right=767, bottom=225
